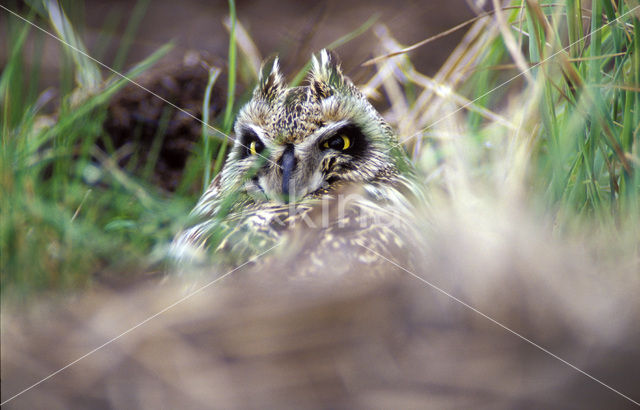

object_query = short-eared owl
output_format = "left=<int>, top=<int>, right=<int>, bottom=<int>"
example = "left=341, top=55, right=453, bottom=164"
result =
left=172, top=50, right=420, bottom=275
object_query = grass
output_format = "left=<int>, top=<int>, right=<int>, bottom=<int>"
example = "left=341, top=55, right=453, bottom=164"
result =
left=384, top=0, right=639, bottom=225
left=213, top=0, right=238, bottom=177
left=1, top=0, right=638, bottom=299
left=1, top=3, right=184, bottom=297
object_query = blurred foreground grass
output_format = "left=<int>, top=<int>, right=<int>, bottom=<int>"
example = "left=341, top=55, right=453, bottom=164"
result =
left=1, top=0, right=638, bottom=298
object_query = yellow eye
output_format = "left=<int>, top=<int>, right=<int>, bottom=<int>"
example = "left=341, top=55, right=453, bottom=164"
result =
left=323, top=134, right=351, bottom=150
left=341, top=135, right=351, bottom=150
left=249, top=141, right=258, bottom=155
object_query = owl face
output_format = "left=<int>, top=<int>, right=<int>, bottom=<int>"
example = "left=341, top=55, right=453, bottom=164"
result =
left=220, top=50, right=400, bottom=204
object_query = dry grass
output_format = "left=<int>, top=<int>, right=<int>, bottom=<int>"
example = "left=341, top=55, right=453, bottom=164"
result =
left=2, top=202, right=639, bottom=408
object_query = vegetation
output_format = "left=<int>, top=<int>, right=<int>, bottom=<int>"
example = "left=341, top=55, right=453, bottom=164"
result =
left=1, top=0, right=638, bottom=298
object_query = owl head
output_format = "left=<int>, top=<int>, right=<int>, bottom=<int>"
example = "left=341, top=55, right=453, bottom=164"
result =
left=216, top=49, right=410, bottom=204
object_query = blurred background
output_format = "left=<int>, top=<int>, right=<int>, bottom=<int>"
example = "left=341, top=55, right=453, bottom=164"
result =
left=2, top=0, right=476, bottom=92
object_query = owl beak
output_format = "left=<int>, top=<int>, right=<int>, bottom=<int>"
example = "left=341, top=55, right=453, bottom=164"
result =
left=280, top=144, right=296, bottom=202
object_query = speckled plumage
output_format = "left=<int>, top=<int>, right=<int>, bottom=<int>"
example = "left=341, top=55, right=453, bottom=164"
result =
left=171, top=50, right=421, bottom=275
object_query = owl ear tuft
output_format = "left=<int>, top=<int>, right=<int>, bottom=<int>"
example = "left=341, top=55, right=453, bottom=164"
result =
left=309, top=49, right=346, bottom=99
left=256, top=56, right=286, bottom=101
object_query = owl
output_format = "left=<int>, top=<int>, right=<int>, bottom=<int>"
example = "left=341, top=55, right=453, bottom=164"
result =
left=171, top=50, right=421, bottom=276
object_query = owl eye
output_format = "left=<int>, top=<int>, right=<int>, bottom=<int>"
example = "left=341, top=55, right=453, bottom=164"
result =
left=249, top=141, right=263, bottom=155
left=243, top=139, right=264, bottom=157
left=239, top=128, right=265, bottom=158
left=319, top=124, right=367, bottom=157
left=323, top=134, right=351, bottom=151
